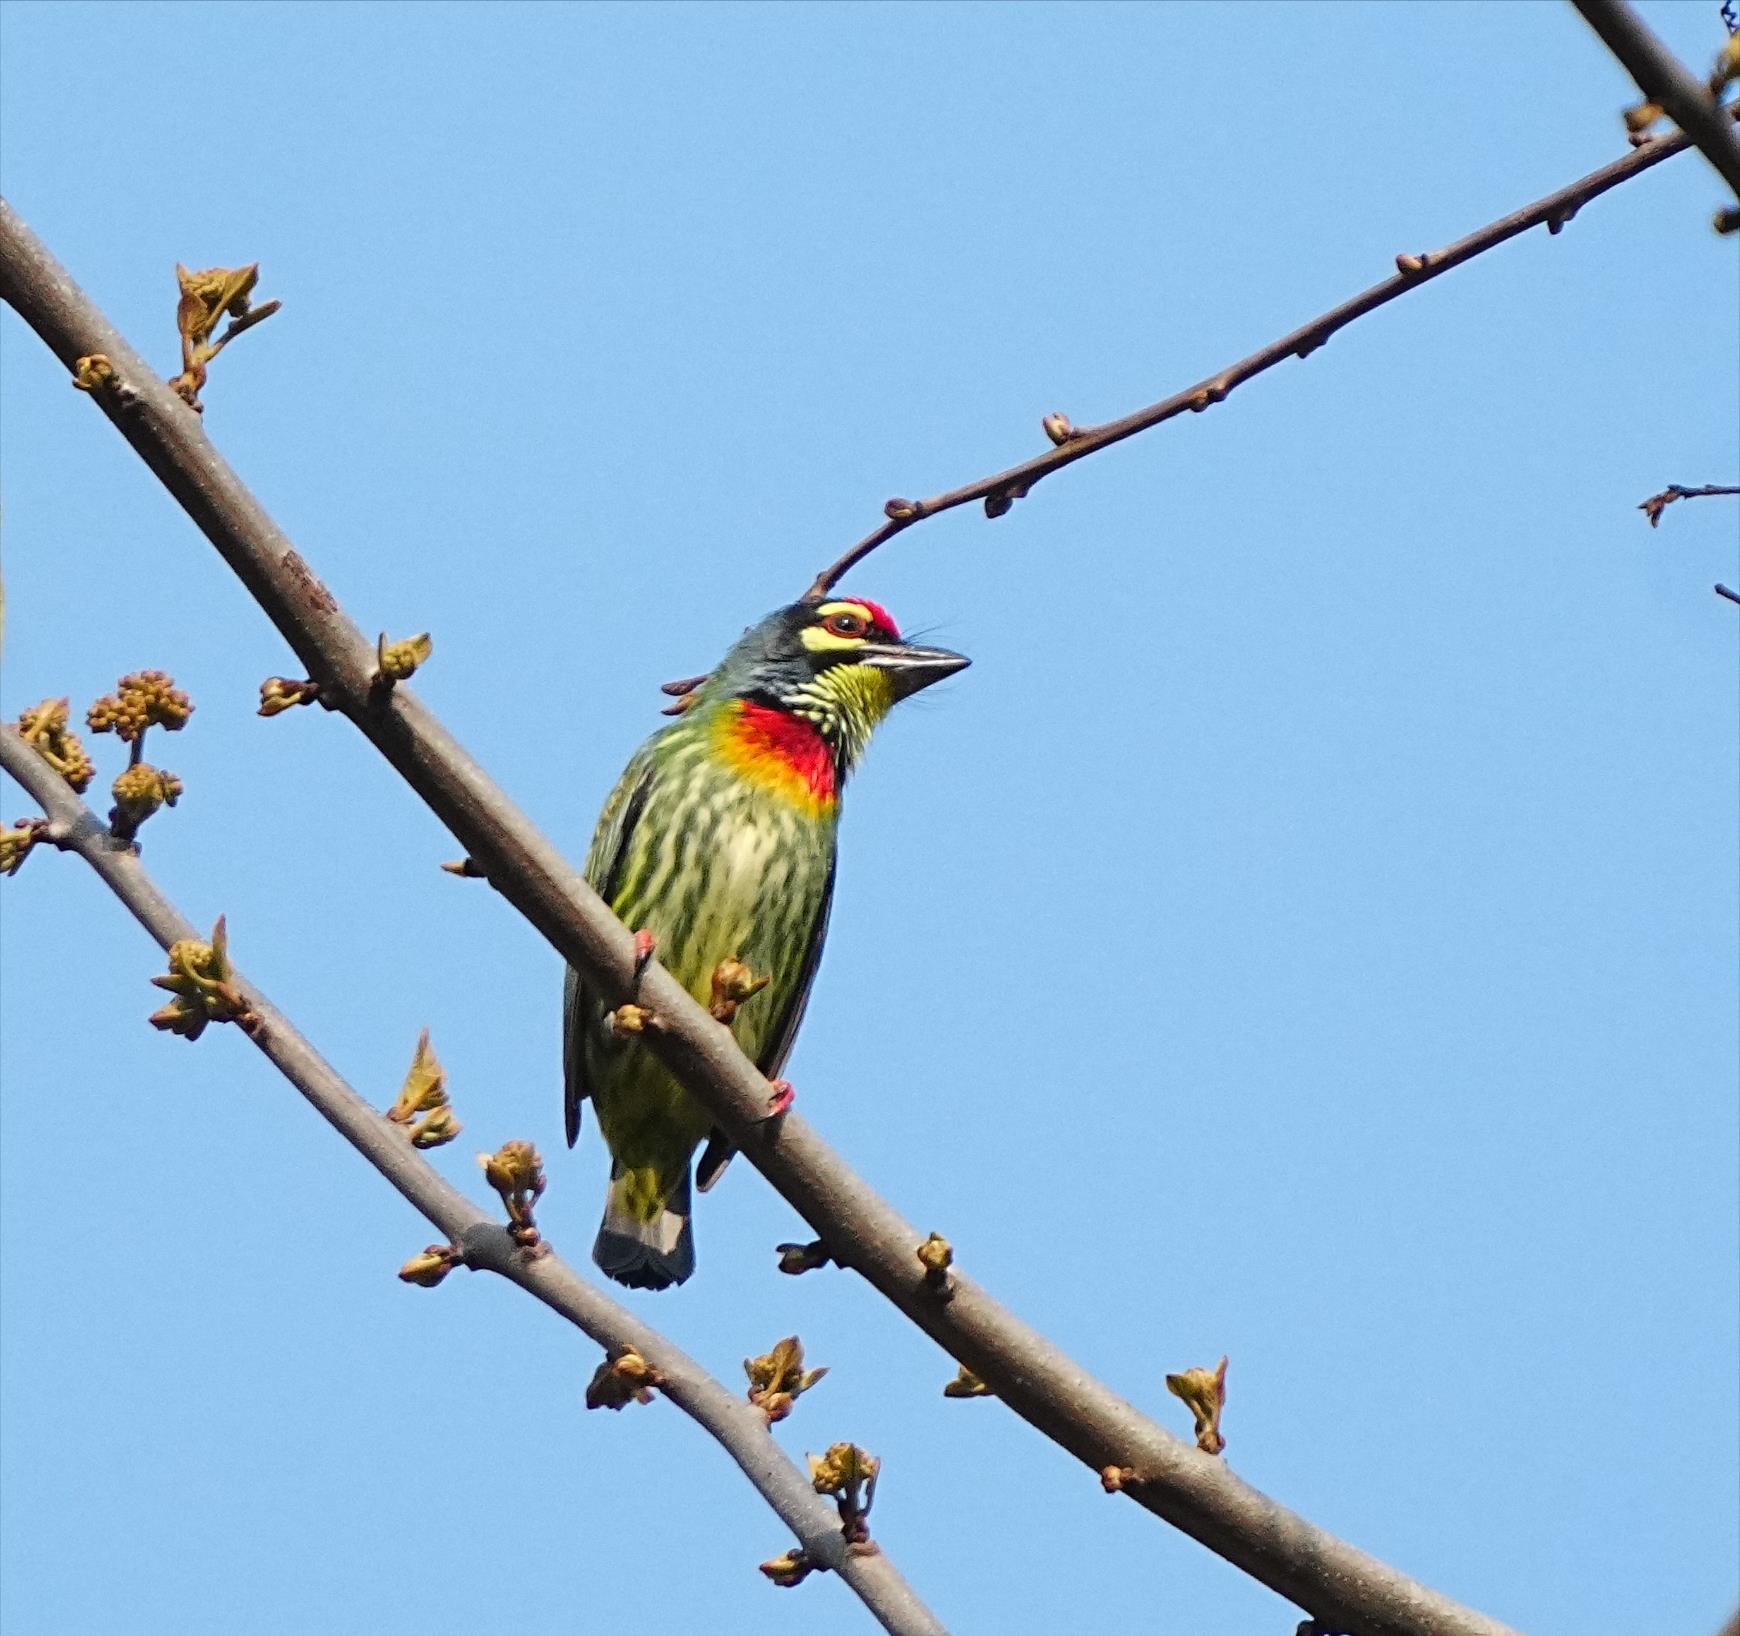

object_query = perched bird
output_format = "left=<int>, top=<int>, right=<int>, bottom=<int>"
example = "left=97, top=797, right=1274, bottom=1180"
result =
left=564, top=596, right=968, bottom=1289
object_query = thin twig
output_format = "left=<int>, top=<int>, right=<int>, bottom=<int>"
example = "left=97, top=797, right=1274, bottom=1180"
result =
left=1638, top=482, right=1740, bottom=525
left=0, top=724, right=946, bottom=1636
left=804, top=112, right=1736, bottom=599
left=1716, top=583, right=1740, bottom=604
left=0, top=197, right=1523, bottom=1636
left=1572, top=0, right=1740, bottom=196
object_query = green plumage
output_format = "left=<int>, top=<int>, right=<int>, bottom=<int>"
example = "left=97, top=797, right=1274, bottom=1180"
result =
left=564, top=596, right=968, bottom=1289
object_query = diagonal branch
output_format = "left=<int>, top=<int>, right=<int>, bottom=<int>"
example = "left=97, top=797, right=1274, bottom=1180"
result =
left=0, top=723, right=946, bottom=1636
left=1571, top=0, right=1740, bottom=199
left=805, top=112, right=1736, bottom=598
left=0, top=197, right=1521, bottom=1636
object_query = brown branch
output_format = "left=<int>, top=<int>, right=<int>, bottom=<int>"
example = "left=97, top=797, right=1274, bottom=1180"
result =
left=1572, top=0, right=1740, bottom=199
left=1716, top=583, right=1740, bottom=605
left=0, top=723, right=945, bottom=1636
left=1638, top=482, right=1740, bottom=525
left=0, top=197, right=1523, bottom=1636
left=804, top=114, right=1735, bottom=600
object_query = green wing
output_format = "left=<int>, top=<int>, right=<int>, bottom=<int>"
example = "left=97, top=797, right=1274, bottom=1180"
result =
left=695, top=853, right=836, bottom=1192
left=564, top=752, right=656, bottom=1148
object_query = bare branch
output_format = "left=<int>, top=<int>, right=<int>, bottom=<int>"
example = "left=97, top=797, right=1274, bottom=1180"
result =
left=1571, top=0, right=1740, bottom=203
left=0, top=196, right=1525, bottom=1636
left=1638, top=482, right=1740, bottom=525
left=804, top=114, right=1734, bottom=599
left=0, top=723, right=946, bottom=1636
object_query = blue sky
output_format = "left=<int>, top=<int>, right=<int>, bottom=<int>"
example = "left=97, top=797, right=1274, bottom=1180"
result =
left=2, top=3, right=1735, bottom=1633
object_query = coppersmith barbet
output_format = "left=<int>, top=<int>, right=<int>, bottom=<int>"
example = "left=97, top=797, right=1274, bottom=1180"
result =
left=564, top=596, right=968, bottom=1288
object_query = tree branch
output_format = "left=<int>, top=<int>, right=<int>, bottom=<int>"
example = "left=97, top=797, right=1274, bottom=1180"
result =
left=804, top=113, right=1734, bottom=599
left=0, top=200, right=1523, bottom=1636
left=1571, top=0, right=1740, bottom=199
left=1638, top=482, right=1740, bottom=525
left=0, top=723, right=946, bottom=1636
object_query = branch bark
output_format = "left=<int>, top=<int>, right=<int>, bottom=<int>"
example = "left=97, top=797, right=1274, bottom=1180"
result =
left=1572, top=0, right=1740, bottom=198
left=0, top=723, right=946, bottom=1636
left=0, top=196, right=1542, bottom=1636
left=804, top=113, right=1734, bottom=599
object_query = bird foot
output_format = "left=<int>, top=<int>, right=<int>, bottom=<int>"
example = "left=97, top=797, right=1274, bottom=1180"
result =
left=631, top=929, right=657, bottom=989
left=764, top=1079, right=795, bottom=1119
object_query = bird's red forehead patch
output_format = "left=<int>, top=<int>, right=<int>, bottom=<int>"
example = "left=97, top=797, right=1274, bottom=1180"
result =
left=853, top=599, right=899, bottom=639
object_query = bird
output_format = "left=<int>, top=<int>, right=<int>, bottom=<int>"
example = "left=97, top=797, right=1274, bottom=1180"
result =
left=564, top=595, right=968, bottom=1289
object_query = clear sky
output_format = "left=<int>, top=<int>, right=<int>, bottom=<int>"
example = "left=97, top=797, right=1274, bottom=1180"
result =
left=2, top=3, right=1735, bottom=1633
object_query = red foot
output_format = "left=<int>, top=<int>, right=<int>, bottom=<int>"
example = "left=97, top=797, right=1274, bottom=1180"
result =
left=631, top=929, right=656, bottom=986
left=764, top=1079, right=795, bottom=1119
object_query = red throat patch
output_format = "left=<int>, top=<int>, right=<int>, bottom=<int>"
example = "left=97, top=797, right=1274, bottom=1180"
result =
left=719, top=701, right=838, bottom=809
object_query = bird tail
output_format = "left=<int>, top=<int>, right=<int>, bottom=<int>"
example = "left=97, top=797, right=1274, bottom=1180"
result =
left=593, top=1163, right=695, bottom=1290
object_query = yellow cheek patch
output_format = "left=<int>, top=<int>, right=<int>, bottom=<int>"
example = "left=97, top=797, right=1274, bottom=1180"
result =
left=801, top=601, right=877, bottom=653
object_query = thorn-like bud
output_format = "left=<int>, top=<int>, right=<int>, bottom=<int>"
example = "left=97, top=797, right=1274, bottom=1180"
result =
left=745, top=1335, right=829, bottom=1424
left=258, top=676, right=321, bottom=716
left=386, top=1028, right=462, bottom=1149
left=759, top=1548, right=817, bottom=1588
left=440, top=856, right=487, bottom=878
left=710, top=955, right=771, bottom=1024
left=1100, top=1464, right=1136, bottom=1493
left=87, top=670, right=194, bottom=743
left=883, top=497, right=920, bottom=522
left=72, top=353, right=117, bottom=392
left=17, top=699, right=96, bottom=792
left=1394, top=252, right=1428, bottom=276
left=109, top=763, right=183, bottom=842
left=916, top=1231, right=954, bottom=1289
left=1041, top=412, right=1079, bottom=445
left=1165, top=1354, right=1229, bottom=1455
left=375, top=631, right=433, bottom=686
left=942, top=1363, right=992, bottom=1399
left=147, top=915, right=256, bottom=1041
left=1715, top=205, right=1740, bottom=236
left=1188, top=380, right=1229, bottom=412
left=585, top=1344, right=662, bottom=1410
left=0, top=818, right=50, bottom=877
left=479, top=1139, right=546, bottom=1245
left=775, top=1238, right=832, bottom=1275
left=398, top=1243, right=463, bottom=1288
left=808, top=1442, right=880, bottom=1547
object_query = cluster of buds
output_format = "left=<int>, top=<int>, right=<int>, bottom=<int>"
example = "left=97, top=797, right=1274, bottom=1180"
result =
left=17, top=699, right=95, bottom=792
left=585, top=1345, right=662, bottom=1411
left=1165, top=1354, right=1229, bottom=1456
left=109, top=763, right=183, bottom=842
left=709, top=956, right=769, bottom=1024
left=808, top=1442, right=880, bottom=1550
left=744, top=1335, right=828, bottom=1425
left=86, top=670, right=194, bottom=743
left=148, top=916, right=256, bottom=1041
left=375, top=631, right=433, bottom=686
left=171, top=262, right=280, bottom=410
left=385, top=1028, right=462, bottom=1149
left=479, top=1139, right=546, bottom=1247
left=398, top=1243, right=464, bottom=1289
left=0, top=818, right=50, bottom=878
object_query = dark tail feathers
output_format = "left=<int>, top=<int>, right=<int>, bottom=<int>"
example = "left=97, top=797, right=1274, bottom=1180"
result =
left=593, top=1165, right=695, bottom=1290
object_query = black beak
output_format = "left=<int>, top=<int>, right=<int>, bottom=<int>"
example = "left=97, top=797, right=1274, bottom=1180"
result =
left=857, top=641, right=971, bottom=699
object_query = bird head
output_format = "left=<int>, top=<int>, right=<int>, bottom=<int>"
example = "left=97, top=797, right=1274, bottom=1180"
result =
left=703, top=597, right=969, bottom=770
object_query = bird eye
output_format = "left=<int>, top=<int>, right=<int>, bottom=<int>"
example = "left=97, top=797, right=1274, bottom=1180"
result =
left=824, top=612, right=866, bottom=638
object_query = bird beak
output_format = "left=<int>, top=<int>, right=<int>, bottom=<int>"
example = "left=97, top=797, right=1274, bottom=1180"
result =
left=857, top=641, right=971, bottom=699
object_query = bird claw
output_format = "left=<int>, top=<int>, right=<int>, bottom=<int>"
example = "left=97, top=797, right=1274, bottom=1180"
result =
left=764, top=1079, right=795, bottom=1119
left=631, top=929, right=656, bottom=985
